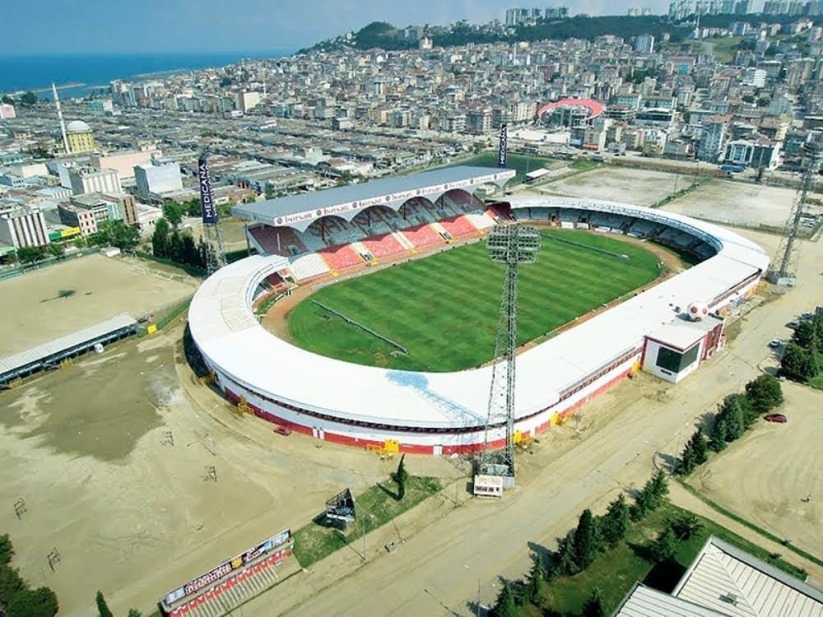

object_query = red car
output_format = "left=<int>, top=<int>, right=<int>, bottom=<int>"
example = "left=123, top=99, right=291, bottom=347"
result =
left=764, top=414, right=787, bottom=424
left=274, top=425, right=293, bottom=436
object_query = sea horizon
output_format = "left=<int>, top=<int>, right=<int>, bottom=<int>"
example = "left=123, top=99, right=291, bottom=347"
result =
left=0, top=49, right=297, bottom=98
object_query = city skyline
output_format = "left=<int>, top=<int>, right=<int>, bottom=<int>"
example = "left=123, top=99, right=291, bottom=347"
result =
left=6, top=0, right=688, bottom=57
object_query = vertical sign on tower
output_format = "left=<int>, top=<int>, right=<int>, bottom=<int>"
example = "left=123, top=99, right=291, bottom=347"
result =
left=497, top=122, right=508, bottom=168
left=198, top=156, right=218, bottom=224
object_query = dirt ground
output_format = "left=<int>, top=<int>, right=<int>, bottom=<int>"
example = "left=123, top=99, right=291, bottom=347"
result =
left=0, top=325, right=456, bottom=617
left=688, top=381, right=821, bottom=552
left=184, top=216, right=249, bottom=251
left=661, top=179, right=820, bottom=230
left=0, top=254, right=198, bottom=356
left=537, top=167, right=690, bottom=207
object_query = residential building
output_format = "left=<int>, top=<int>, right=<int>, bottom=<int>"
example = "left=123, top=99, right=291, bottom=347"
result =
left=698, top=118, right=727, bottom=161
left=635, top=34, right=655, bottom=54
left=0, top=205, right=50, bottom=248
left=92, top=148, right=158, bottom=182
left=68, top=166, right=122, bottom=196
left=134, top=162, right=183, bottom=201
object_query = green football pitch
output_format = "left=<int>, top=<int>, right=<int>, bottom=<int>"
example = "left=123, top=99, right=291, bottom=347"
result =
left=286, top=230, right=662, bottom=372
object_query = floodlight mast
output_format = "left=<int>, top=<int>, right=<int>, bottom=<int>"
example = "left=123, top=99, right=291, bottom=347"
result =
left=479, top=224, right=540, bottom=486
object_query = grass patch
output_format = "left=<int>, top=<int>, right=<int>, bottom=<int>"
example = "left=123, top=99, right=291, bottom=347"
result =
left=292, top=475, right=442, bottom=568
left=287, top=230, right=661, bottom=372
left=537, top=502, right=806, bottom=616
left=809, top=352, right=823, bottom=391
left=707, top=36, right=743, bottom=64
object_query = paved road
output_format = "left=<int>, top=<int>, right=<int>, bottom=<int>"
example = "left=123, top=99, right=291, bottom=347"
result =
left=245, top=230, right=822, bottom=617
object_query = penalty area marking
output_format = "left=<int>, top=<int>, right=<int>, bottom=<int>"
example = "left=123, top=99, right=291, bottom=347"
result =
left=312, top=300, right=408, bottom=355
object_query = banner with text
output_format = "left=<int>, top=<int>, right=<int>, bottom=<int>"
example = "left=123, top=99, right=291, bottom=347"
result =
left=498, top=123, right=508, bottom=168
left=198, top=156, right=218, bottom=224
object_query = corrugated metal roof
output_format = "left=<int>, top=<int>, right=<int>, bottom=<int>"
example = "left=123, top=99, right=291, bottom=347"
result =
left=614, top=583, right=729, bottom=617
left=674, top=537, right=823, bottom=617
left=187, top=198, right=769, bottom=433
left=231, top=166, right=514, bottom=224
left=0, top=313, right=138, bottom=377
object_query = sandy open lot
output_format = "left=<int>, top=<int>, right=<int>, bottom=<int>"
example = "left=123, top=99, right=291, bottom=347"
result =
left=537, top=167, right=691, bottom=207
left=0, top=254, right=198, bottom=356
left=688, top=382, right=821, bottom=552
left=0, top=327, right=456, bottom=616
left=662, top=179, right=817, bottom=229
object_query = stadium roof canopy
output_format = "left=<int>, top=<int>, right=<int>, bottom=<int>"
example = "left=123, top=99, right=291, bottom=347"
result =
left=231, top=166, right=514, bottom=232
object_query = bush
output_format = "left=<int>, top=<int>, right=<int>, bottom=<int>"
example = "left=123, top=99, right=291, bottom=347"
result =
left=5, top=587, right=59, bottom=617
left=744, top=374, right=784, bottom=414
left=779, top=342, right=818, bottom=383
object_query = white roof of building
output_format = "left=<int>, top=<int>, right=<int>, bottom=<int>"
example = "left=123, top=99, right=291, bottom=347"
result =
left=615, top=583, right=728, bottom=617
left=188, top=198, right=769, bottom=430
left=66, top=120, right=91, bottom=133
left=0, top=313, right=137, bottom=377
left=673, top=537, right=823, bottom=617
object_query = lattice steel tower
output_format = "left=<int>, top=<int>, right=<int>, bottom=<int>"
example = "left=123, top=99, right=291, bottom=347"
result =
left=479, top=224, right=541, bottom=485
left=769, top=132, right=822, bottom=285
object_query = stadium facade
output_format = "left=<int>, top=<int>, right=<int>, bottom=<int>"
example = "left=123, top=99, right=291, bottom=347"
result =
left=188, top=167, right=769, bottom=455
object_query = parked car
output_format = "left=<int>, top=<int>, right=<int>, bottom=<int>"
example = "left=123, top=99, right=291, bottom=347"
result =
left=274, top=425, right=292, bottom=436
left=769, top=339, right=781, bottom=349
left=764, top=414, right=787, bottom=424
left=787, top=320, right=799, bottom=329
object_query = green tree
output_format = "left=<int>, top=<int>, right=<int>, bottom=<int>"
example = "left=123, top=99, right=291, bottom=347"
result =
left=710, top=414, right=729, bottom=452
left=669, top=512, right=703, bottom=541
left=779, top=342, right=818, bottom=383
left=523, top=553, right=542, bottom=604
left=162, top=202, right=184, bottom=227
left=650, top=524, right=677, bottom=563
left=792, top=320, right=818, bottom=352
left=571, top=509, right=602, bottom=570
left=127, top=610, right=142, bottom=617
left=265, top=184, right=276, bottom=200
left=16, top=245, right=46, bottom=264
left=717, top=394, right=748, bottom=440
left=601, top=494, right=630, bottom=545
left=491, top=581, right=517, bottom=617
left=47, top=243, right=65, bottom=259
left=0, top=566, right=26, bottom=607
left=0, top=533, right=12, bottom=565
left=20, top=91, right=38, bottom=107
left=393, top=454, right=408, bottom=500
left=689, top=429, right=709, bottom=465
left=744, top=374, right=784, bottom=414
left=6, top=587, right=59, bottom=617
left=813, top=312, right=823, bottom=352
left=95, top=591, right=114, bottom=617
left=741, top=94, right=755, bottom=104
left=553, top=530, right=579, bottom=576
left=677, top=441, right=696, bottom=476
left=152, top=218, right=170, bottom=258
left=649, top=469, right=669, bottom=505
left=582, top=587, right=607, bottom=617
left=98, top=220, right=140, bottom=250
left=1, top=94, right=13, bottom=105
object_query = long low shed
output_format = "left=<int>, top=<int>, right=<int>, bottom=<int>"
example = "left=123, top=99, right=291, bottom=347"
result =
left=187, top=198, right=769, bottom=454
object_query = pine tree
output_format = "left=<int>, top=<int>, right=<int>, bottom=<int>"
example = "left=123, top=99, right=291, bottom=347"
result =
left=780, top=342, right=819, bottom=383
left=744, top=374, right=784, bottom=414
left=553, top=530, right=579, bottom=576
left=650, top=524, right=678, bottom=563
left=582, top=587, right=607, bottom=617
left=719, top=395, right=746, bottom=441
left=572, top=509, right=602, bottom=569
left=394, top=454, right=408, bottom=500
left=677, top=441, right=695, bottom=476
left=601, top=494, right=630, bottom=545
left=95, top=591, right=113, bottom=617
left=690, top=429, right=709, bottom=465
left=709, top=415, right=729, bottom=452
left=648, top=470, right=669, bottom=508
left=523, top=553, right=543, bottom=604
left=491, top=582, right=517, bottom=617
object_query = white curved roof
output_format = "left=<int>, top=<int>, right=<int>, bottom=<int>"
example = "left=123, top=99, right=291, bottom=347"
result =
left=188, top=198, right=769, bottom=430
left=66, top=120, right=91, bottom=133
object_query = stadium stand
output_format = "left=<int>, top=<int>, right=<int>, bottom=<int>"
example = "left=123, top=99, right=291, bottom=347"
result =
left=485, top=203, right=512, bottom=222
left=248, top=226, right=307, bottom=257
left=402, top=222, right=445, bottom=249
left=297, top=226, right=327, bottom=252
left=319, top=244, right=365, bottom=271
left=169, top=554, right=285, bottom=617
left=439, top=215, right=480, bottom=239
left=400, top=198, right=439, bottom=225
left=287, top=253, right=330, bottom=281
left=361, top=232, right=406, bottom=260
left=465, top=211, right=497, bottom=230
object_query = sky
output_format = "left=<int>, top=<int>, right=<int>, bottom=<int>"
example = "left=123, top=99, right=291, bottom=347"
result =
left=2, top=0, right=681, bottom=57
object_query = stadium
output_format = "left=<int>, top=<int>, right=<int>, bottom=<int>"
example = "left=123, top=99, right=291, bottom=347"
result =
left=187, top=166, right=769, bottom=455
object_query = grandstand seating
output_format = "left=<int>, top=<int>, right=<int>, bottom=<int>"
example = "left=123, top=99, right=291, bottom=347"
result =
left=288, top=253, right=331, bottom=281
left=319, top=244, right=365, bottom=271
left=249, top=226, right=307, bottom=257
left=400, top=198, right=439, bottom=225
left=439, top=215, right=479, bottom=239
left=298, top=227, right=328, bottom=252
left=402, top=223, right=445, bottom=249
left=169, top=554, right=285, bottom=617
left=485, top=203, right=512, bottom=222
left=361, top=232, right=406, bottom=260
left=465, top=211, right=497, bottom=230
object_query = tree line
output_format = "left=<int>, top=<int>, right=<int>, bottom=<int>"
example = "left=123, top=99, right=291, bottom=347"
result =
left=491, top=470, right=673, bottom=617
left=676, top=373, right=783, bottom=477
left=0, top=534, right=58, bottom=617
left=151, top=217, right=214, bottom=272
left=779, top=312, right=822, bottom=384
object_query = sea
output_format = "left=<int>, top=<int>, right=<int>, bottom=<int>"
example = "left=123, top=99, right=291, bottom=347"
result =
left=0, top=50, right=296, bottom=99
